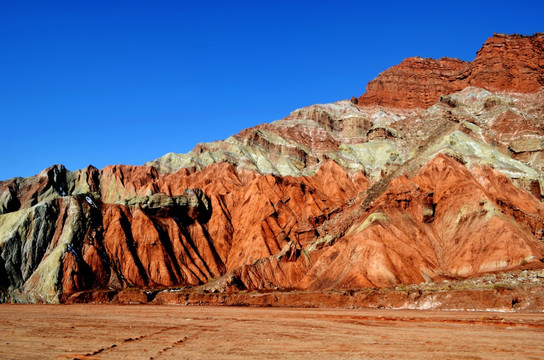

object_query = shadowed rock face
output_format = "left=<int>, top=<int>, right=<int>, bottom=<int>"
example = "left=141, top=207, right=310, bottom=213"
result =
left=1, top=33, right=544, bottom=303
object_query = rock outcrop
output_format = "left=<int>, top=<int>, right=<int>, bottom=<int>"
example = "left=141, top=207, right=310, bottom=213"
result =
left=1, top=33, right=544, bottom=303
left=358, top=33, right=544, bottom=108
left=0, top=160, right=367, bottom=303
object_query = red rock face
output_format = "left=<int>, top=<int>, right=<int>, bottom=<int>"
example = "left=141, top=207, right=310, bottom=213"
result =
left=234, top=154, right=544, bottom=291
left=470, top=34, right=544, bottom=93
left=358, top=33, right=544, bottom=108
left=359, top=57, right=470, bottom=109
left=49, top=160, right=368, bottom=299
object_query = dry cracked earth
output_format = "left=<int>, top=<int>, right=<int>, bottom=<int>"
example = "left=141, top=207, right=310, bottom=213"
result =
left=1, top=304, right=543, bottom=359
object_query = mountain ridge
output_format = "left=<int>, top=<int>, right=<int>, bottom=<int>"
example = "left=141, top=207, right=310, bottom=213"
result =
left=358, top=32, right=544, bottom=108
left=1, top=33, right=544, bottom=305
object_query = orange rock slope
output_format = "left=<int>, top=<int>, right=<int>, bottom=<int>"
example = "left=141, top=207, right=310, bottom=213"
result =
left=1, top=33, right=544, bottom=303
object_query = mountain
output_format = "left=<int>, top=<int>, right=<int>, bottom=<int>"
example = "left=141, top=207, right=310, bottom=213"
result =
left=1, top=33, right=544, bottom=304
left=358, top=33, right=544, bottom=108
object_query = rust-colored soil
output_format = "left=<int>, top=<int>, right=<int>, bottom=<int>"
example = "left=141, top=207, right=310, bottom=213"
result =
left=1, top=305, right=543, bottom=359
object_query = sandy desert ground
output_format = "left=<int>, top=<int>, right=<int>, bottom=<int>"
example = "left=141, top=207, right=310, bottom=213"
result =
left=0, top=304, right=543, bottom=359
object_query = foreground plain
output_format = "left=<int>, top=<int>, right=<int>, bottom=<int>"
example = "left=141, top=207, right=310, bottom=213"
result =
left=0, top=305, right=543, bottom=359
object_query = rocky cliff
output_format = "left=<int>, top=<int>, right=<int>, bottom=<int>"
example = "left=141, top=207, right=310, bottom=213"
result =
left=1, top=33, right=544, bottom=303
left=358, top=33, right=544, bottom=109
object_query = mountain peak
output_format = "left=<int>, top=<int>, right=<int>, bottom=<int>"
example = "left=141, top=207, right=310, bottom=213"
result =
left=358, top=33, right=544, bottom=109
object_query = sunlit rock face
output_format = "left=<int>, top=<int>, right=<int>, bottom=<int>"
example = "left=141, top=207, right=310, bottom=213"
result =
left=358, top=33, right=544, bottom=109
left=1, top=33, right=544, bottom=303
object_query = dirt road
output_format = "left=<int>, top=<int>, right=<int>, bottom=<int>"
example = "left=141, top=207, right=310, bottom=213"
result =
left=1, top=304, right=543, bottom=359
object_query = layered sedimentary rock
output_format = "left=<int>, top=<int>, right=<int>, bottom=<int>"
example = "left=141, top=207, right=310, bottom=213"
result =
left=1, top=33, right=544, bottom=303
left=0, top=161, right=367, bottom=302
left=358, top=33, right=544, bottom=108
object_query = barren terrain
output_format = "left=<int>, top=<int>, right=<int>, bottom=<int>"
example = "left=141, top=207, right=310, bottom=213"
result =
left=2, top=34, right=544, bottom=305
left=1, top=305, right=543, bottom=359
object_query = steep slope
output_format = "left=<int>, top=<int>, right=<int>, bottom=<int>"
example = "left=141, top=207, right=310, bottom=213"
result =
left=0, top=161, right=367, bottom=302
left=1, top=33, right=544, bottom=303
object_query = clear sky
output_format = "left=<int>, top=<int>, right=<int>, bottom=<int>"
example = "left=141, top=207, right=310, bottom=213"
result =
left=1, top=0, right=542, bottom=180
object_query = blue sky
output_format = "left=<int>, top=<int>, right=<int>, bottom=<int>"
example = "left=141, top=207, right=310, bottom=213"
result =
left=1, top=1, right=542, bottom=180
